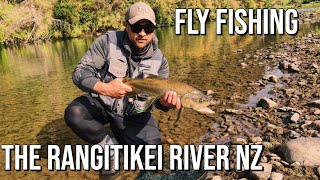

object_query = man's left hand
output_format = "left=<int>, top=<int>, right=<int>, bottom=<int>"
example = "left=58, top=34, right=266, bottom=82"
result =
left=159, top=91, right=181, bottom=109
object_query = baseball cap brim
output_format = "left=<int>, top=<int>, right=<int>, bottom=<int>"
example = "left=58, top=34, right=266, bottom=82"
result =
left=128, top=15, right=156, bottom=26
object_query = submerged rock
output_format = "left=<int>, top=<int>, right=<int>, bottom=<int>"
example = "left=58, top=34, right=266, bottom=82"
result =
left=280, top=137, right=320, bottom=166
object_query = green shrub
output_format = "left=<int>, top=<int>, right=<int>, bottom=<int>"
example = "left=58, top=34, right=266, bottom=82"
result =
left=53, top=2, right=78, bottom=24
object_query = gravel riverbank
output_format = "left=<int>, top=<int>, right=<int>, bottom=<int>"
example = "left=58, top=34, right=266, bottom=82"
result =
left=204, top=31, right=320, bottom=179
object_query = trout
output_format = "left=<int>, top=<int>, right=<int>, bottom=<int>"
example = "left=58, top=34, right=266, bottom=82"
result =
left=123, top=75, right=216, bottom=122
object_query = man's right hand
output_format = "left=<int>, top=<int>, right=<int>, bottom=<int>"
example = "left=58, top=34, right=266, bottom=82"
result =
left=93, top=78, right=132, bottom=99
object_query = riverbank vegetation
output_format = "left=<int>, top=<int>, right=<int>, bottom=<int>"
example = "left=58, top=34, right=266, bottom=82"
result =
left=0, top=0, right=319, bottom=45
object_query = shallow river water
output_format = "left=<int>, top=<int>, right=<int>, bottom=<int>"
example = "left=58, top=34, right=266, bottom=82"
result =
left=1, top=22, right=320, bottom=179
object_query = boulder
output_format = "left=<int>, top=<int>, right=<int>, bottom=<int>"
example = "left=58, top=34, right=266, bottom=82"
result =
left=280, top=137, right=320, bottom=166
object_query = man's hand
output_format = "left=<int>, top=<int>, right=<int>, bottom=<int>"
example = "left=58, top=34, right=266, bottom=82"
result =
left=93, top=78, right=132, bottom=99
left=159, top=91, right=181, bottom=109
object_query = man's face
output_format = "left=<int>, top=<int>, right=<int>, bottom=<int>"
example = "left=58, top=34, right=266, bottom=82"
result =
left=125, top=19, right=155, bottom=51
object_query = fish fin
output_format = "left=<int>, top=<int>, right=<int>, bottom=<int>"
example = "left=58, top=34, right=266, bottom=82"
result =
left=174, top=107, right=184, bottom=126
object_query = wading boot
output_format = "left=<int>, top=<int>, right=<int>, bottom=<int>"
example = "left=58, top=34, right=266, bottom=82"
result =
left=100, top=155, right=120, bottom=180
left=98, top=134, right=120, bottom=179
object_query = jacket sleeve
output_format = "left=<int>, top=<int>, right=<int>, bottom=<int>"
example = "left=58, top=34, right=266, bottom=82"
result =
left=72, top=35, right=109, bottom=93
left=154, top=56, right=171, bottom=112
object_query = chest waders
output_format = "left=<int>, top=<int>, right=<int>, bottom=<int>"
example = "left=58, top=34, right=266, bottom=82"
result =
left=91, top=31, right=164, bottom=117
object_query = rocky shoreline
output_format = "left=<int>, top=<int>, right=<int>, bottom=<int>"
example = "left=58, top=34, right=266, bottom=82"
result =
left=204, top=32, right=320, bottom=179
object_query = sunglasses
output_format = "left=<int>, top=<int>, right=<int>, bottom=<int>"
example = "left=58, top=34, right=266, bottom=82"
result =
left=128, top=22, right=155, bottom=34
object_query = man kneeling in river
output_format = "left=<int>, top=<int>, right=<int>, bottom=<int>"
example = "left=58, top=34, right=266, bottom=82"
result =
left=64, top=2, right=180, bottom=179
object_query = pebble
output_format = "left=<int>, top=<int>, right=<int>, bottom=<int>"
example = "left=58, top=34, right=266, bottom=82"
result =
left=224, top=109, right=242, bottom=114
left=266, top=123, right=284, bottom=134
left=166, top=137, right=174, bottom=144
left=241, top=63, right=248, bottom=68
left=250, top=163, right=272, bottom=180
left=289, top=64, right=300, bottom=72
left=290, top=113, right=300, bottom=123
left=278, top=106, right=300, bottom=113
left=269, top=153, right=278, bottom=157
left=211, top=176, right=223, bottom=180
left=231, top=137, right=247, bottom=145
left=268, top=55, right=275, bottom=59
left=312, top=120, right=320, bottom=130
left=206, top=172, right=222, bottom=180
left=251, top=136, right=263, bottom=143
left=262, top=142, right=273, bottom=149
left=307, top=129, right=318, bottom=135
left=314, top=110, right=320, bottom=115
left=261, top=156, right=268, bottom=163
left=207, top=90, right=214, bottom=95
left=269, top=160, right=283, bottom=167
left=270, top=156, right=281, bottom=161
left=291, top=161, right=301, bottom=167
left=208, top=123, right=218, bottom=132
left=270, top=172, right=284, bottom=180
left=308, top=100, right=320, bottom=108
left=257, top=98, right=278, bottom=109
left=264, top=75, right=278, bottom=83
left=269, top=75, right=278, bottom=83
left=280, top=160, right=290, bottom=166
left=288, top=130, right=301, bottom=138
left=279, top=60, right=290, bottom=69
